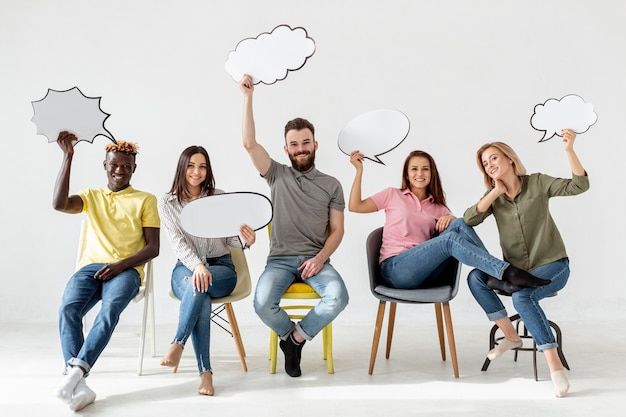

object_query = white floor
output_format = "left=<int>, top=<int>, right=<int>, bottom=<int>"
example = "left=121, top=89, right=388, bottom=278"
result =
left=1, top=319, right=624, bottom=417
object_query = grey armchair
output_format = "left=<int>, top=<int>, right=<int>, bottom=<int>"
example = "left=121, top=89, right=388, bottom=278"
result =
left=366, top=227, right=462, bottom=378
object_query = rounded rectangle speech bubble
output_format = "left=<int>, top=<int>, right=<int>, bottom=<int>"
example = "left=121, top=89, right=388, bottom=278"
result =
left=530, top=94, right=597, bottom=142
left=181, top=192, right=273, bottom=239
left=225, top=24, right=316, bottom=86
left=31, top=87, right=116, bottom=144
left=337, top=109, right=410, bottom=165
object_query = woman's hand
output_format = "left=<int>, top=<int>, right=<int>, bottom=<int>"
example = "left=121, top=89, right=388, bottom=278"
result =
left=192, top=263, right=212, bottom=293
left=350, top=150, right=364, bottom=171
left=435, top=215, right=455, bottom=233
left=493, top=179, right=508, bottom=196
left=562, top=128, right=576, bottom=152
left=240, top=224, right=256, bottom=248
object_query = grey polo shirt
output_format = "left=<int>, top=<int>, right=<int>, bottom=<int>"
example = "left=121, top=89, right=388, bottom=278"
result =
left=263, top=159, right=345, bottom=257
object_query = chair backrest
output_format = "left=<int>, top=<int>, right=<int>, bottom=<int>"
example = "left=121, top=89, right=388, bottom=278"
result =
left=211, top=247, right=252, bottom=303
left=366, top=227, right=385, bottom=295
left=366, top=227, right=462, bottom=299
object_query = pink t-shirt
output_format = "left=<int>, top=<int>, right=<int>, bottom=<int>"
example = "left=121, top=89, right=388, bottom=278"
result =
left=370, top=187, right=452, bottom=262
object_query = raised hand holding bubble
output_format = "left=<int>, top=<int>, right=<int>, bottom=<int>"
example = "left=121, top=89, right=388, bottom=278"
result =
left=338, top=110, right=410, bottom=165
left=530, top=94, right=596, bottom=142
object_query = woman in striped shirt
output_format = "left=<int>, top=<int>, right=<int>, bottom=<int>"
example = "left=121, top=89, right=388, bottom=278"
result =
left=158, top=145, right=255, bottom=396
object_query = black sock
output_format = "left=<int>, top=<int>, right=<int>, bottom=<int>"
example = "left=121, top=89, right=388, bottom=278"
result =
left=502, top=266, right=551, bottom=288
left=487, top=277, right=521, bottom=294
left=279, top=332, right=305, bottom=377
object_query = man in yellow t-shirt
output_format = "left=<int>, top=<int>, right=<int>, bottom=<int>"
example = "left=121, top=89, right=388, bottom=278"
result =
left=52, top=131, right=160, bottom=411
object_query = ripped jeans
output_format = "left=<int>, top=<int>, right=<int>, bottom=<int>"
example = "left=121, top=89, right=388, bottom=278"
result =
left=171, top=254, right=236, bottom=373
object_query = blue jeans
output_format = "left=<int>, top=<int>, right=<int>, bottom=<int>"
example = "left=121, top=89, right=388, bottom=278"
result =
left=467, top=258, right=569, bottom=350
left=380, top=218, right=509, bottom=289
left=59, top=263, right=140, bottom=375
left=254, top=256, right=349, bottom=340
left=171, top=254, right=236, bottom=373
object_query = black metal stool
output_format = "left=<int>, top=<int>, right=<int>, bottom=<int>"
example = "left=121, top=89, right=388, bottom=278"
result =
left=480, top=292, right=570, bottom=380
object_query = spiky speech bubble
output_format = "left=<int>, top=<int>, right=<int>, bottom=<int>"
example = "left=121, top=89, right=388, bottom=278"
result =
left=530, top=94, right=597, bottom=143
left=31, top=87, right=116, bottom=144
left=225, top=24, right=315, bottom=85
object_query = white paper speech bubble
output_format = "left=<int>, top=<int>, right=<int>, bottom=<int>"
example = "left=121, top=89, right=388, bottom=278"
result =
left=225, top=24, right=315, bottom=85
left=337, top=109, right=410, bottom=164
left=530, top=94, right=597, bottom=142
left=181, top=192, right=273, bottom=240
left=31, top=87, right=116, bottom=144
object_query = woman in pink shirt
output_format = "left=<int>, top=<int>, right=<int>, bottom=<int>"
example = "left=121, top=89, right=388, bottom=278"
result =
left=349, top=150, right=549, bottom=291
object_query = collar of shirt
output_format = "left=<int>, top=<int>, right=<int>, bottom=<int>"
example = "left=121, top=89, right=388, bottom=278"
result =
left=103, top=186, right=135, bottom=196
left=500, top=175, right=529, bottom=204
left=293, top=165, right=319, bottom=180
left=401, top=188, right=434, bottom=207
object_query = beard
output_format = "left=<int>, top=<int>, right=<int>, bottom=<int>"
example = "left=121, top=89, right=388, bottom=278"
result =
left=288, top=150, right=316, bottom=172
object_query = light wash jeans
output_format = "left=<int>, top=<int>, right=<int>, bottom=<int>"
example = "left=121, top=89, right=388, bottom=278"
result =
left=171, top=254, right=236, bottom=373
left=254, top=256, right=349, bottom=340
left=380, top=218, right=509, bottom=289
left=467, top=257, right=569, bottom=350
left=59, top=263, right=140, bottom=375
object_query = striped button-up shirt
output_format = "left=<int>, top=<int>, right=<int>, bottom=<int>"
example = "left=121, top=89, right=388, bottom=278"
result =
left=158, top=189, right=242, bottom=271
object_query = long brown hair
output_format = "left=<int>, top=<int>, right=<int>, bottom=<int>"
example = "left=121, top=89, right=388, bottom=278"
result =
left=401, top=150, right=447, bottom=207
left=475, top=142, right=526, bottom=190
left=169, top=146, right=215, bottom=204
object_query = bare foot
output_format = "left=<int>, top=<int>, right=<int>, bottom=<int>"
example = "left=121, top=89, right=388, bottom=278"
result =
left=160, top=343, right=183, bottom=373
left=198, top=372, right=214, bottom=396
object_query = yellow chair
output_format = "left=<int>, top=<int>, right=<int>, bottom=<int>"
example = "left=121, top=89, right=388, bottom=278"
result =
left=265, top=224, right=334, bottom=374
left=268, top=283, right=334, bottom=374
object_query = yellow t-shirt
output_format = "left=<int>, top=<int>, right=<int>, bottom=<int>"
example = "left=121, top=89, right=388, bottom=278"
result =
left=77, top=186, right=160, bottom=281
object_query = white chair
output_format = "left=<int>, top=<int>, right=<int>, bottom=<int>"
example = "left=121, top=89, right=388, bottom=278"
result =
left=168, top=247, right=251, bottom=371
left=76, top=221, right=156, bottom=376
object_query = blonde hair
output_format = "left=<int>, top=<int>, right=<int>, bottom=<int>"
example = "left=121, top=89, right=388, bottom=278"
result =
left=476, top=142, right=526, bottom=190
left=105, top=140, right=138, bottom=155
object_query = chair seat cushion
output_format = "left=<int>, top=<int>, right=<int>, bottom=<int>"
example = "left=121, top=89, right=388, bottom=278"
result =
left=374, top=285, right=453, bottom=303
left=285, top=283, right=316, bottom=294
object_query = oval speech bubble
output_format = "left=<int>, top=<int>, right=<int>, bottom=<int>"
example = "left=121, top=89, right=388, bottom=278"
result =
left=181, top=192, right=273, bottom=239
left=225, top=24, right=316, bottom=86
left=31, top=87, right=116, bottom=144
left=530, top=94, right=597, bottom=142
left=337, top=109, right=410, bottom=165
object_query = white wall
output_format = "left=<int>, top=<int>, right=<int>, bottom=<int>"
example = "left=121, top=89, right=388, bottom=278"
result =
left=1, top=0, right=623, bottom=328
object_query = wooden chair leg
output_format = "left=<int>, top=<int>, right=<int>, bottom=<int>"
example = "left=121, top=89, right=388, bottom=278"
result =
left=228, top=304, right=246, bottom=358
left=368, top=301, right=386, bottom=375
left=434, top=303, right=446, bottom=361
left=442, top=302, right=459, bottom=378
left=385, top=302, right=397, bottom=359
left=224, top=303, right=247, bottom=372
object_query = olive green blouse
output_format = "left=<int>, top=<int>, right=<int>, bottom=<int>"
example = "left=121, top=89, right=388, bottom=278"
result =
left=464, top=173, right=590, bottom=270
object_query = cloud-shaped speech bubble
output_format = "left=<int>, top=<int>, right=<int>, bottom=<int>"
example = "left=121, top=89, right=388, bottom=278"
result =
left=337, top=109, right=410, bottom=165
left=225, top=24, right=315, bottom=85
left=181, top=192, right=273, bottom=241
left=530, top=94, right=597, bottom=142
left=31, top=87, right=116, bottom=144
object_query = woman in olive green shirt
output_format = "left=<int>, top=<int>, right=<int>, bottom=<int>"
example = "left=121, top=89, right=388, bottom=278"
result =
left=464, top=129, right=589, bottom=397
